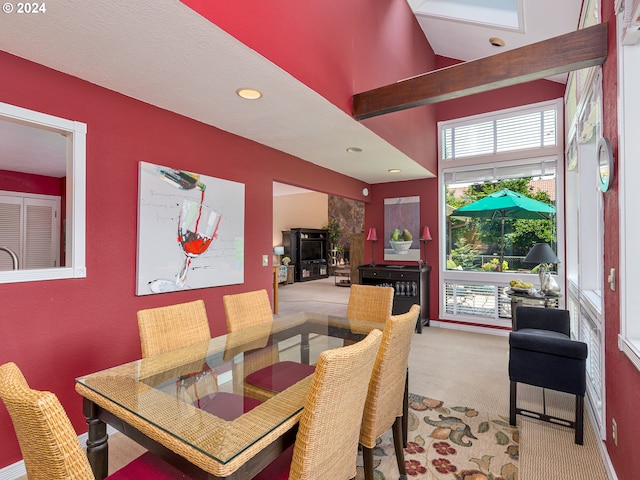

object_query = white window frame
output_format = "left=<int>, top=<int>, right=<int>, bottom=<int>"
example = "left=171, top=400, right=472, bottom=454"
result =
left=617, top=13, right=640, bottom=372
left=0, top=102, right=86, bottom=284
left=438, top=99, right=565, bottom=328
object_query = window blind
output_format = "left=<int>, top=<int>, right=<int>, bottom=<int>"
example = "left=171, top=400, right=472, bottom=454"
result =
left=442, top=108, right=557, bottom=161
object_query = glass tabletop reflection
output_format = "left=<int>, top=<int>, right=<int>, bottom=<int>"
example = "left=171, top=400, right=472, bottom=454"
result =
left=75, top=312, right=377, bottom=468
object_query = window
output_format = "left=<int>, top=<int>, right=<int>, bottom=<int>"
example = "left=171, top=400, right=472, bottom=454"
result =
left=0, top=102, right=86, bottom=284
left=618, top=12, right=640, bottom=372
left=442, top=106, right=557, bottom=161
left=564, top=41, right=606, bottom=437
left=439, top=99, right=564, bottom=327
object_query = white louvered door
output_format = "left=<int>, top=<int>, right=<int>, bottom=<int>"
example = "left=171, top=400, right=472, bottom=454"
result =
left=0, top=192, right=60, bottom=270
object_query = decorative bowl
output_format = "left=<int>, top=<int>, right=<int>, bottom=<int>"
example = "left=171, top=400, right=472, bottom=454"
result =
left=510, top=286, right=536, bottom=294
left=389, top=240, right=413, bottom=254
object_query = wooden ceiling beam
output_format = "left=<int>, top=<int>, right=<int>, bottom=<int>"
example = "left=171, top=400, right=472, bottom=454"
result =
left=352, top=23, right=607, bottom=120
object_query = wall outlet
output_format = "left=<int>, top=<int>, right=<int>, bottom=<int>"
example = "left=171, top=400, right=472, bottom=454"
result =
left=262, top=255, right=269, bottom=267
left=612, top=418, right=618, bottom=446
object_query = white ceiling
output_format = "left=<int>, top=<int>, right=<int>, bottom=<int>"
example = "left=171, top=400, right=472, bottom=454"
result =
left=0, top=0, right=582, bottom=183
left=410, top=0, right=584, bottom=83
left=273, top=182, right=314, bottom=197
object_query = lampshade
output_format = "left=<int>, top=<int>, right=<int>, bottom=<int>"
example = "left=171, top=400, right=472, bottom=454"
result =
left=366, top=228, right=378, bottom=242
left=420, top=226, right=432, bottom=241
left=524, top=243, right=559, bottom=264
left=273, top=246, right=285, bottom=255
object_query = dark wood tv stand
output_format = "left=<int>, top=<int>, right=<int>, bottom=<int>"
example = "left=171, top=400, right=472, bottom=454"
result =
left=358, top=264, right=431, bottom=333
left=281, top=228, right=329, bottom=282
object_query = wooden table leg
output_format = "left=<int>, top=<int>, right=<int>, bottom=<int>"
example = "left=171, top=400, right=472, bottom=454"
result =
left=300, top=332, right=310, bottom=365
left=273, top=267, right=279, bottom=314
left=83, top=398, right=109, bottom=480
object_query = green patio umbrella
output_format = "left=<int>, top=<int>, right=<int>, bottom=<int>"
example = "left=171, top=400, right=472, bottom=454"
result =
left=450, top=189, right=556, bottom=269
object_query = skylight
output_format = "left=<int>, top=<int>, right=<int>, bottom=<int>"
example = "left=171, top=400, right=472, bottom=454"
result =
left=411, top=0, right=523, bottom=31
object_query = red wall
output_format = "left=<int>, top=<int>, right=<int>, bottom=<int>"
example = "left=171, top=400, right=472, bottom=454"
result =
left=0, top=170, right=67, bottom=264
left=601, top=1, right=640, bottom=478
left=0, top=51, right=367, bottom=467
left=0, top=169, right=63, bottom=196
left=181, top=0, right=438, bottom=174
left=366, top=178, right=439, bottom=321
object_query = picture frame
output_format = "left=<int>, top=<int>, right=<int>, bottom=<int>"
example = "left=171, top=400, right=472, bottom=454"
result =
left=136, top=161, right=245, bottom=295
left=384, top=196, right=420, bottom=262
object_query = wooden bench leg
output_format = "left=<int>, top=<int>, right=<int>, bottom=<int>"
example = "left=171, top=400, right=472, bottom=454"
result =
left=575, top=395, right=584, bottom=445
left=510, top=381, right=517, bottom=426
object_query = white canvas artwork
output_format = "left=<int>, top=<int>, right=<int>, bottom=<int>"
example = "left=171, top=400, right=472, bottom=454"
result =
left=136, top=161, right=244, bottom=295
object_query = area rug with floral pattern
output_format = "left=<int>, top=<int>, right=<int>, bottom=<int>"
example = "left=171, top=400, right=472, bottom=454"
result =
left=356, top=393, right=519, bottom=480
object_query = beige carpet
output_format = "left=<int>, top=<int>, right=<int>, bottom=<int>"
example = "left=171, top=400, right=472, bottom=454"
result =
left=16, top=278, right=607, bottom=479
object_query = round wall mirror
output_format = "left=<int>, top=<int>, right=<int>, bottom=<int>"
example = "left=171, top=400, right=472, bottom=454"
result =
left=597, top=136, right=613, bottom=193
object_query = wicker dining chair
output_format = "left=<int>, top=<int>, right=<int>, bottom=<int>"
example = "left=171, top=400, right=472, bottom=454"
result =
left=137, top=300, right=263, bottom=419
left=253, top=328, right=383, bottom=480
left=0, top=362, right=192, bottom=480
left=360, top=304, right=421, bottom=480
left=347, top=284, right=394, bottom=323
left=222, top=289, right=273, bottom=333
left=137, top=299, right=211, bottom=358
left=223, top=290, right=315, bottom=402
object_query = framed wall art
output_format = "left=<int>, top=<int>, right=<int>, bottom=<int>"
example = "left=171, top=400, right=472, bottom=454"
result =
left=384, top=196, right=420, bottom=262
left=136, top=161, right=244, bottom=295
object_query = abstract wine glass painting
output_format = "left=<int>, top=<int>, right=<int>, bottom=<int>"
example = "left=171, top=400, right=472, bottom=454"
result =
left=175, top=199, right=221, bottom=288
left=137, top=161, right=245, bottom=295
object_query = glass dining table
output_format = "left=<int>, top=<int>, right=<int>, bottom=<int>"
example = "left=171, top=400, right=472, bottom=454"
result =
left=75, top=312, right=388, bottom=480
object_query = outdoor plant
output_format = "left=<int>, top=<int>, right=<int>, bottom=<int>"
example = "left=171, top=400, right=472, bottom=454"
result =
left=481, top=258, right=509, bottom=271
left=449, top=239, right=478, bottom=269
left=446, top=258, right=460, bottom=270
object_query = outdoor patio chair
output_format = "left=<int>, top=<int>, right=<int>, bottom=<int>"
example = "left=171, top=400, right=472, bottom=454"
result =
left=253, top=329, right=383, bottom=480
left=0, top=362, right=192, bottom=480
left=509, top=306, right=588, bottom=444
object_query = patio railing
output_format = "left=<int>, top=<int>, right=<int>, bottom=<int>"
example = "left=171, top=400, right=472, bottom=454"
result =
left=441, top=269, right=562, bottom=328
left=447, top=254, right=559, bottom=272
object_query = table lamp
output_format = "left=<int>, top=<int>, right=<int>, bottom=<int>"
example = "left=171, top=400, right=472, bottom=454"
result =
left=273, top=245, right=285, bottom=265
left=419, top=226, right=432, bottom=266
left=524, top=242, right=560, bottom=295
left=366, top=228, right=377, bottom=266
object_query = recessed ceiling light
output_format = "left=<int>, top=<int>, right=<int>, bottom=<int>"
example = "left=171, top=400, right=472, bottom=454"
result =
left=388, top=169, right=401, bottom=173
left=346, top=147, right=363, bottom=153
left=489, top=37, right=506, bottom=47
left=236, top=88, right=262, bottom=100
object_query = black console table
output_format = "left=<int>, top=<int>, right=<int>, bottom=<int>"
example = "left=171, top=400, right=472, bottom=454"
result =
left=358, top=264, right=431, bottom=333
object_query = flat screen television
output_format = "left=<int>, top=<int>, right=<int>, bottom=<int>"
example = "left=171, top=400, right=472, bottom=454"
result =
left=300, top=239, right=325, bottom=262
